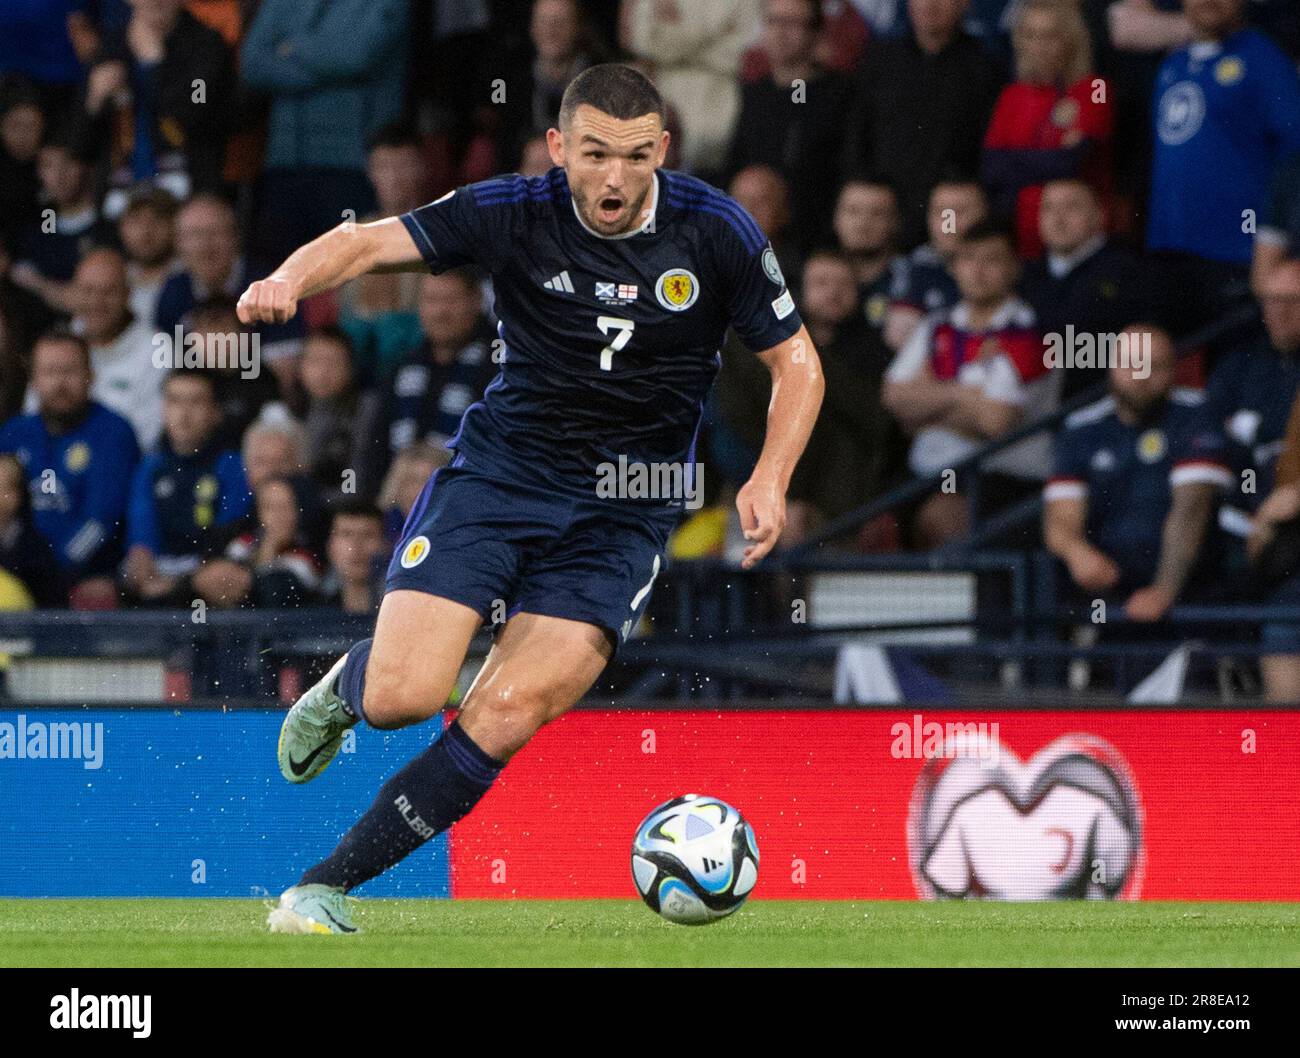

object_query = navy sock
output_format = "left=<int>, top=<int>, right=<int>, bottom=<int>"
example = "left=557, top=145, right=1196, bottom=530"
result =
left=334, top=638, right=372, bottom=722
left=299, top=720, right=503, bottom=892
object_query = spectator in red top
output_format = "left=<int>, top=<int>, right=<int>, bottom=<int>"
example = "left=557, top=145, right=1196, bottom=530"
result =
left=981, top=0, right=1113, bottom=259
left=883, top=222, right=1057, bottom=547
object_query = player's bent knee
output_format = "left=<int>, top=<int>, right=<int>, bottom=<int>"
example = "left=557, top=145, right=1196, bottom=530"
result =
left=460, top=687, right=564, bottom=761
left=361, top=662, right=453, bottom=729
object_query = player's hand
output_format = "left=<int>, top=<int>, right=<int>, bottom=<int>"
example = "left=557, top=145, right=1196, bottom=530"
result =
left=1067, top=545, right=1121, bottom=594
left=1125, top=585, right=1174, bottom=623
left=736, top=473, right=785, bottom=570
left=237, top=277, right=299, bottom=325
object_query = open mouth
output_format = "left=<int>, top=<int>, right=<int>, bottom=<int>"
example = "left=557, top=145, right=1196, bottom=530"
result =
left=596, top=195, right=624, bottom=224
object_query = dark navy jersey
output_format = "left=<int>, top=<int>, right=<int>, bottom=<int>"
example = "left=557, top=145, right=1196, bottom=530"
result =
left=1204, top=338, right=1300, bottom=506
left=1044, top=389, right=1232, bottom=587
left=379, top=323, right=499, bottom=455
left=127, top=440, right=251, bottom=570
left=399, top=167, right=803, bottom=496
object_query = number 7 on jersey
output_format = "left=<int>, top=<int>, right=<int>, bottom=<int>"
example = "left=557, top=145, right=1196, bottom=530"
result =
left=596, top=316, right=635, bottom=371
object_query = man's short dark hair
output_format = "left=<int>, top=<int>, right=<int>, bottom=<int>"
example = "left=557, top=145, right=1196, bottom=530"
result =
left=122, top=184, right=180, bottom=220
left=366, top=121, right=422, bottom=154
left=306, top=323, right=356, bottom=353
left=41, top=120, right=96, bottom=165
left=329, top=498, right=384, bottom=528
left=841, top=174, right=897, bottom=197
left=33, top=326, right=90, bottom=367
left=1041, top=176, right=1099, bottom=200
left=804, top=247, right=855, bottom=272
left=163, top=367, right=220, bottom=401
left=930, top=175, right=987, bottom=202
left=959, top=219, right=1017, bottom=252
left=179, top=190, right=237, bottom=220
left=558, top=64, right=666, bottom=129
left=183, top=295, right=242, bottom=333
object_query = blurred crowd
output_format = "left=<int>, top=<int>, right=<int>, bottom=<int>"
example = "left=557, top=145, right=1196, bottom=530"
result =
left=1, top=0, right=1300, bottom=693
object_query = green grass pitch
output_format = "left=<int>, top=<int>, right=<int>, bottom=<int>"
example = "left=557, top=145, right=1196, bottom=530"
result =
left=1, top=900, right=1298, bottom=967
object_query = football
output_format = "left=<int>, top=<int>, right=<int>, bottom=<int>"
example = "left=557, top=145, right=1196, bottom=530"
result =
left=630, top=794, right=759, bottom=924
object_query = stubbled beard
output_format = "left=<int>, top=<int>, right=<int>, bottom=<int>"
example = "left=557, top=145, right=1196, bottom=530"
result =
left=1116, top=391, right=1165, bottom=423
left=574, top=183, right=651, bottom=234
left=42, top=401, right=86, bottom=430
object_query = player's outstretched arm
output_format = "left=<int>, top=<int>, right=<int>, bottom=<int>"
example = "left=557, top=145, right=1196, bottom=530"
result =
left=738, top=324, right=824, bottom=569
left=236, top=217, right=424, bottom=326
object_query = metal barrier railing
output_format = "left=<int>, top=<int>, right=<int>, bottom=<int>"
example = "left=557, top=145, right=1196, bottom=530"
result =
left=2, top=583, right=1298, bottom=703
left=786, top=302, right=1262, bottom=557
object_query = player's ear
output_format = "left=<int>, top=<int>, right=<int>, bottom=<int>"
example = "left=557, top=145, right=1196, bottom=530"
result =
left=546, top=127, right=565, bottom=168
left=655, top=128, right=669, bottom=167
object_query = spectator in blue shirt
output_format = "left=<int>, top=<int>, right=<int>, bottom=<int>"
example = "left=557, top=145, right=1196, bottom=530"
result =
left=0, top=329, right=139, bottom=607
left=1044, top=325, right=1232, bottom=622
left=123, top=368, right=251, bottom=604
left=1147, top=0, right=1300, bottom=334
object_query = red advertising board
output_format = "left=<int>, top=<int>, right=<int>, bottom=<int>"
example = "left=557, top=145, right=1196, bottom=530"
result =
left=449, top=709, right=1300, bottom=900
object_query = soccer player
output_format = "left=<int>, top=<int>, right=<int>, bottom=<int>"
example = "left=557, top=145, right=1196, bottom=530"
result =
left=237, top=65, right=824, bottom=933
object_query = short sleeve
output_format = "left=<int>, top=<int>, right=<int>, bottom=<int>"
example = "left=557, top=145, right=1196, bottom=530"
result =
left=982, top=354, right=1029, bottom=406
left=1170, top=410, right=1233, bottom=491
left=400, top=178, right=522, bottom=275
left=717, top=226, right=803, bottom=353
left=1045, top=426, right=1090, bottom=502
left=885, top=316, right=933, bottom=383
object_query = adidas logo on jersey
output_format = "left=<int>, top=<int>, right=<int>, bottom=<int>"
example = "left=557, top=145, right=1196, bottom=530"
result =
left=543, top=270, right=575, bottom=293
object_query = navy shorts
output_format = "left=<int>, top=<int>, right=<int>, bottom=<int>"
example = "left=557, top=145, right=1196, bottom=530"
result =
left=386, top=461, right=677, bottom=649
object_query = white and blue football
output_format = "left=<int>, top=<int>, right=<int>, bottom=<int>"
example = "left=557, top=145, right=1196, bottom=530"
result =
left=631, top=794, right=759, bottom=924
